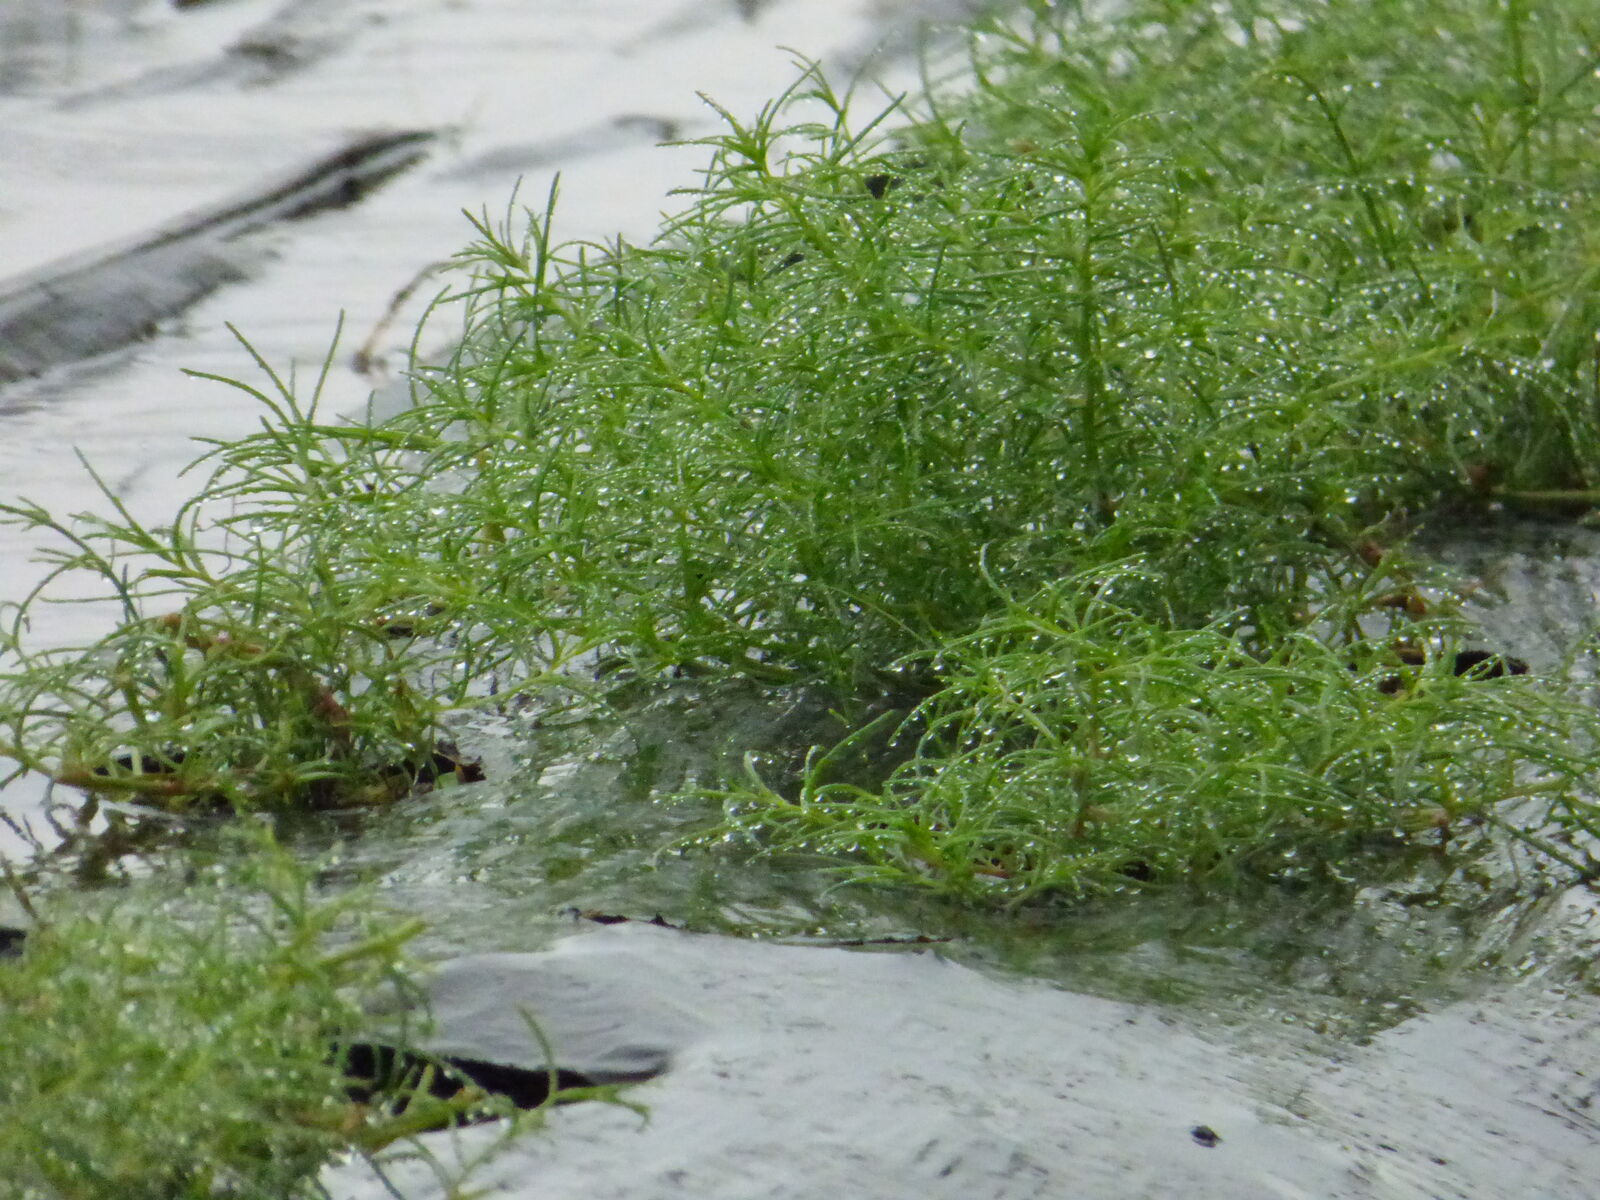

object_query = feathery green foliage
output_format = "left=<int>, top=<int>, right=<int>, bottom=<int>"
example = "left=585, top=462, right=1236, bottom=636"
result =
left=2, top=0, right=1599, bottom=900
left=0, top=841, right=438, bottom=1199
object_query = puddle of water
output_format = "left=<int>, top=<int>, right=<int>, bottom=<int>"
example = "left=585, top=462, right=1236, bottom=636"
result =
left=295, top=674, right=1598, bottom=1029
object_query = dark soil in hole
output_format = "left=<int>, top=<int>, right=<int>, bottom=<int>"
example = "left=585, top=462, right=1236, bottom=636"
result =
left=338, top=1041, right=599, bottom=1115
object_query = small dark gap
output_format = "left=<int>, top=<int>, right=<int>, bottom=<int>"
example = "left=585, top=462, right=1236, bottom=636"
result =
left=563, top=908, right=680, bottom=929
left=338, top=1041, right=598, bottom=1113
left=1376, top=648, right=1528, bottom=695
left=863, top=172, right=901, bottom=200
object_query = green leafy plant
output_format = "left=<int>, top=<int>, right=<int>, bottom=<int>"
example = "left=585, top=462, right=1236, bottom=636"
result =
left=0, top=837, right=443, bottom=1199
left=0, top=334, right=508, bottom=812
left=716, top=564, right=1600, bottom=900
left=1, top=0, right=1599, bottom=902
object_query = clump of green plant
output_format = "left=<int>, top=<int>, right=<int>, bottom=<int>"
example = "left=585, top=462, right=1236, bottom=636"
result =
left=717, top=564, right=1600, bottom=900
left=0, top=836, right=527, bottom=1199
left=0, top=336, right=514, bottom=813
left=969, top=0, right=1600, bottom=503
left=3, top=0, right=1600, bottom=901
left=427, top=70, right=1352, bottom=682
left=405, top=0, right=1600, bottom=680
left=428, top=0, right=1600, bottom=895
